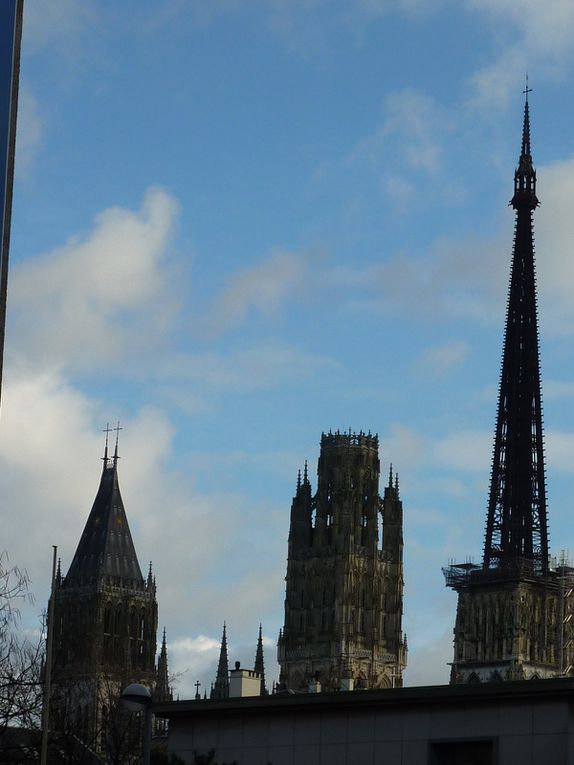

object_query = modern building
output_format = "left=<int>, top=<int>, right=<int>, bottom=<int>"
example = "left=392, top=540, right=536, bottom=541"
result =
left=155, top=677, right=574, bottom=765
left=278, top=431, right=406, bottom=691
left=443, top=94, right=574, bottom=682
left=48, top=431, right=170, bottom=755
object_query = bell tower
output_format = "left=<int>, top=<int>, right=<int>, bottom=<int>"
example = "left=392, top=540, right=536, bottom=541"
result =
left=444, top=91, right=573, bottom=683
left=278, top=430, right=406, bottom=691
left=49, top=428, right=161, bottom=752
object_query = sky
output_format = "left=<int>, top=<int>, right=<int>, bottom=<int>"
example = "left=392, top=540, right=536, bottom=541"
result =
left=5, top=0, right=574, bottom=699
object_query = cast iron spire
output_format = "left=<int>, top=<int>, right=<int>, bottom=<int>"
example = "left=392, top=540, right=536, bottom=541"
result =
left=483, top=89, right=549, bottom=575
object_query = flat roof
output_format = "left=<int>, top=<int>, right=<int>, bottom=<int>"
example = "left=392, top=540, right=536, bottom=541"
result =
left=154, top=678, right=574, bottom=719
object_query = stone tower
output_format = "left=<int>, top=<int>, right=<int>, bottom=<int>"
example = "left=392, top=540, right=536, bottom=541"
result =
left=50, top=432, right=160, bottom=752
left=278, top=430, right=406, bottom=691
left=444, top=93, right=574, bottom=683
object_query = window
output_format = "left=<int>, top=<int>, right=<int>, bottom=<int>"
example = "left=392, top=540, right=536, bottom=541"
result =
left=430, top=740, right=494, bottom=765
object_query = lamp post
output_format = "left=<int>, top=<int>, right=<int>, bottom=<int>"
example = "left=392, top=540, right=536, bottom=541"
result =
left=121, top=683, right=152, bottom=765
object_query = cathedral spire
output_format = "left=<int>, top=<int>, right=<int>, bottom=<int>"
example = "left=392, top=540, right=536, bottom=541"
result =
left=254, top=623, right=266, bottom=695
left=483, top=91, right=548, bottom=574
left=211, top=623, right=229, bottom=699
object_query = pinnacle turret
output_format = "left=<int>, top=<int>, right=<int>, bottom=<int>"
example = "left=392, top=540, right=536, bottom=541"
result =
left=211, top=623, right=229, bottom=700
left=254, top=623, right=266, bottom=695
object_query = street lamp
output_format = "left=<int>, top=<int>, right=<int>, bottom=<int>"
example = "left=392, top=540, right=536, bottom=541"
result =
left=121, top=683, right=152, bottom=765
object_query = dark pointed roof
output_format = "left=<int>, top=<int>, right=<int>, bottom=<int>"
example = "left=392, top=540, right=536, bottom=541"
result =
left=254, top=623, right=266, bottom=695
left=63, top=450, right=144, bottom=589
left=483, top=91, right=548, bottom=574
left=211, top=623, right=229, bottom=700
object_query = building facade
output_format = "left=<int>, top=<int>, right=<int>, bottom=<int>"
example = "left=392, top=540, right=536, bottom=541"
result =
left=278, top=430, right=406, bottom=691
left=49, top=436, right=167, bottom=754
left=157, top=678, right=574, bottom=765
left=444, top=95, right=574, bottom=682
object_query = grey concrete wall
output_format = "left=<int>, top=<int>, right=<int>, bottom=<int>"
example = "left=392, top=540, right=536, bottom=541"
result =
left=168, top=694, right=574, bottom=765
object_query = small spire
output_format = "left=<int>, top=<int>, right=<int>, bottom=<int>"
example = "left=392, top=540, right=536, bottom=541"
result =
left=297, top=469, right=301, bottom=490
left=521, top=77, right=532, bottom=159
left=254, top=623, right=266, bottom=695
left=395, top=472, right=399, bottom=497
left=388, top=463, right=393, bottom=489
left=303, top=460, right=308, bottom=484
left=147, top=561, right=153, bottom=586
left=211, top=622, right=229, bottom=700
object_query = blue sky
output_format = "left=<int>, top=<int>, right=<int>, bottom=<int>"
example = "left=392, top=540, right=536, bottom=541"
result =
left=5, top=0, right=574, bottom=697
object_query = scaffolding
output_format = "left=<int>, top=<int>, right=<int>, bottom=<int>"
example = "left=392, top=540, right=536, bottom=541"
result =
left=442, top=560, right=481, bottom=591
left=554, top=550, right=574, bottom=676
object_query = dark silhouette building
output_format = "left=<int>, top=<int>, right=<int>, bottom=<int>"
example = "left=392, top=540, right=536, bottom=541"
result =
left=444, top=94, right=574, bottom=682
left=278, top=430, right=406, bottom=691
left=49, top=433, right=169, bottom=750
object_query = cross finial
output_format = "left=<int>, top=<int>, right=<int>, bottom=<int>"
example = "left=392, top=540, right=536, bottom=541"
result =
left=102, top=423, right=112, bottom=463
left=113, top=421, right=123, bottom=463
left=194, top=680, right=201, bottom=700
left=523, top=73, right=532, bottom=102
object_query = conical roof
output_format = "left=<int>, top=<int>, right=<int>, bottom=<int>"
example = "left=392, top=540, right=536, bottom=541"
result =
left=64, top=452, right=144, bottom=589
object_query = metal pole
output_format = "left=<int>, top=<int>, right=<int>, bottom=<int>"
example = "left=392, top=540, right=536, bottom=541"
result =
left=142, top=705, right=152, bottom=765
left=40, top=546, right=57, bottom=765
left=559, top=550, right=566, bottom=675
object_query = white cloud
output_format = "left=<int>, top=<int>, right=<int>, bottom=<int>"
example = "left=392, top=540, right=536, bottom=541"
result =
left=468, top=0, right=574, bottom=52
left=351, top=90, right=444, bottom=181
left=380, top=424, right=425, bottom=478
left=466, top=0, right=574, bottom=107
left=432, top=429, right=491, bottom=473
left=23, top=0, right=98, bottom=54
left=546, top=430, right=574, bottom=473
left=201, top=250, right=306, bottom=338
left=535, top=159, right=574, bottom=335
left=403, top=628, right=452, bottom=686
left=162, top=345, right=336, bottom=394
left=544, top=380, right=574, bottom=400
left=9, top=187, right=179, bottom=371
left=329, top=154, right=574, bottom=334
left=329, top=227, right=507, bottom=322
left=417, top=340, right=469, bottom=377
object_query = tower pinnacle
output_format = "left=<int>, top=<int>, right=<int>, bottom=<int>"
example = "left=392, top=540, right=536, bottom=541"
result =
left=211, top=623, right=229, bottom=699
left=254, top=623, right=266, bottom=695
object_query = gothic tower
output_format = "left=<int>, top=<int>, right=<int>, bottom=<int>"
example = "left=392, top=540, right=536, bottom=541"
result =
left=50, top=432, right=160, bottom=751
left=278, top=431, right=406, bottom=691
left=444, top=93, right=572, bottom=683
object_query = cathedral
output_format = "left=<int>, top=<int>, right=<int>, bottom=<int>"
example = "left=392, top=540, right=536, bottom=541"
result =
left=49, top=430, right=171, bottom=754
left=277, top=430, right=406, bottom=691
left=444, top=94, right=574, bottom=682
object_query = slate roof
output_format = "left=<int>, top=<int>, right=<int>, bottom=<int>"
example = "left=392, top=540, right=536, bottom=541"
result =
left=63, top=455, right=144, bottom=589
